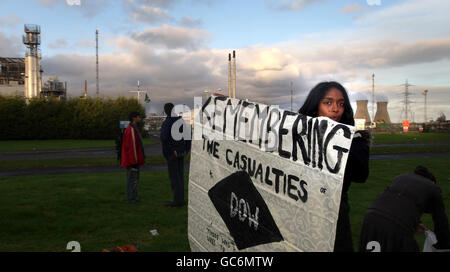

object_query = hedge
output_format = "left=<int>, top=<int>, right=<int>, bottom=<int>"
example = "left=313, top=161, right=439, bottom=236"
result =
left=0, top=95, right=145, bottom=140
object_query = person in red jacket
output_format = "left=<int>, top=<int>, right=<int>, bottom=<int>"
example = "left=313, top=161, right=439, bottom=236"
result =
left=121, top=111, right=146, bottom=203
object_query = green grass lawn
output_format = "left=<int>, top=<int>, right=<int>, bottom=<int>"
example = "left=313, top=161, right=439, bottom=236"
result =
left=370, top=144, right=450, bottom=155
left=372, top=132, right=450, bottom=144
left=0, top=157, right=448, bottom=252
left=0, top=138, right=157, bottom=151
left=0, top=170, right=189, bottom=252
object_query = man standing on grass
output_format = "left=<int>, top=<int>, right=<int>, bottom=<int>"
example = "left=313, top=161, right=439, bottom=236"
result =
left=121, top=111, right=146, bottom=203
left=161, top=103, right=189, bottom=207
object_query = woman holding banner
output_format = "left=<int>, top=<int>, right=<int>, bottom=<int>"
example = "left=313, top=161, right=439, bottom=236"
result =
left=299, top=81, right=370, bottom=252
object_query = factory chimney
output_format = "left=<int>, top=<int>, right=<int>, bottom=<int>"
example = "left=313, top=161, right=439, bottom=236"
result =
left=23, top=24, right=42, bottom=99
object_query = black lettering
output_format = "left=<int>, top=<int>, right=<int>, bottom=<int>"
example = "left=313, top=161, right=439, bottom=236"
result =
left=297, top=180, right=308, bottom=203
left=292, top=114, right=310, bottom=165
left=233, top=151, right=240, bottom=169
left=254, top=163, right=263, bottom=183
left=213, top=96, right=226, bottom=132
left=258, top=106, right=270, bottom=148
left=287, top=175, right=299, bottom=201
left=248, top=104, right=260, bottom=144
left=207, top=139, right=214, bottom=154
left=201, top=96, right=213, bottom=128
left=240, top=154, right=248, bottom=170
left=312, top=119, right=328, bottom=169
left=226, top=149, right=233, bottom=165
left=271, top=168, right=284, bottom=194
left=278, top=111, right=296, bottom=159
left=324, top=124, right=351, bottom=174
left=213, top=141, right=220, bottom=159
left=265, top=166, right=273, bottom=186
left=248, top=157, right=256, bottom=177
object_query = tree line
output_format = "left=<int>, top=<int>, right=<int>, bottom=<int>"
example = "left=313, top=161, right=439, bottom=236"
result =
left=0, top=95, right=145, bottom=140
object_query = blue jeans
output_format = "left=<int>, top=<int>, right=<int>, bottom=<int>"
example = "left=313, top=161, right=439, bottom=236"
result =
left=126, top=166, right=139, bottom=202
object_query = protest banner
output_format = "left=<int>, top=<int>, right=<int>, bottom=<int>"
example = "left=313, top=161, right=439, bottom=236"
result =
left=188, top=96, right=355, bottom=252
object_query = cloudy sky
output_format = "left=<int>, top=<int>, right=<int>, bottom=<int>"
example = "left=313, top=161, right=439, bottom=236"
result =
left=1, top=0, right=449, bottom=122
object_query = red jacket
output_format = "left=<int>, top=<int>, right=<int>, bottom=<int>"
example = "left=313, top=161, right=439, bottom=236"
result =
left=121, top=124, right=145, bottom=167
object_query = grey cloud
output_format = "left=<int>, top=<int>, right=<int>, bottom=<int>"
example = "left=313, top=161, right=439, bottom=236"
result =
left=340, top=3, right=366, bottom=13
left=0, top=14, right=22, bottom=28
left=47, top=38, right=69, bottom=49
left=0, top=31, right=23, bottom=57
left=124, top=0, right=179, bottom=8
left=271, top=0, right=324, bottom=11
left=36, top=0, right=110, bottom=18
left=178, top=16, right=203, bottom=28
left=129, top=5, right=172, bottom=24
left=130, top=25, right=210, bottom=50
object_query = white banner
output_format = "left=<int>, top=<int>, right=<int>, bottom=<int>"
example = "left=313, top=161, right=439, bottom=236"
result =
left=188, top=96, right=355, bottom=252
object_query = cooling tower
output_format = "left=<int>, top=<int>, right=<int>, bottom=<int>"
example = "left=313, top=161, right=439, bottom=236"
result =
left=374, top=101, right=391, bottom=124
left=354, top=100, right=371, bottom=123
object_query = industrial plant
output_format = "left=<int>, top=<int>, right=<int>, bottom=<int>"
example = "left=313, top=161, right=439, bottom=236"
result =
left=0, top=24, right=67, bottom=100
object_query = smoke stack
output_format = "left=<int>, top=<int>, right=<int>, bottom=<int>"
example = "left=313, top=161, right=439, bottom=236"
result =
left=228, top=53, right=232, bottom=98
left=84, top=80, right=87, bottom=98
left=96, top=29, right=99, bottom=96
left=374, top=101, right=391, bottom=124
left=233, top=50, right=236, bottom=99
left=23, top=24, right=42, bottom=99
left=354, top=100, right=371, bottom=124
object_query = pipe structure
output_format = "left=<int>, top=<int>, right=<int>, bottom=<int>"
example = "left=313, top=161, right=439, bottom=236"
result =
left=228, top=53, right=232, bottom=98
left=233, top=50, right=236, bottom=98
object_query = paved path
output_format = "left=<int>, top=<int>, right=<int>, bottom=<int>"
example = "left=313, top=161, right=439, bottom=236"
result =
left=0, top=143, right=163, bottom=161
left=1, top=152, right=448, bottom=177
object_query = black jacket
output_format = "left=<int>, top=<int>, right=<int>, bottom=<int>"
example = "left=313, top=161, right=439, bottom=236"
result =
left=368, top=173, right=450, bottom=249
left=343, top=136, right=370, bottom=193
left=160, top=116, right=191, bottom=159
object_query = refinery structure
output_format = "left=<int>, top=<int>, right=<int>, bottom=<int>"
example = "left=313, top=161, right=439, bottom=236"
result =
left=0, top=24, right=66, bottom=100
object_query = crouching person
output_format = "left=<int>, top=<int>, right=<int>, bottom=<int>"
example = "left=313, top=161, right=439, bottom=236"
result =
left=359, top=165, right=450, bottom=252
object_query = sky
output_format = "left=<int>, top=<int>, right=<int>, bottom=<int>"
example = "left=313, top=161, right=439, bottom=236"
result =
left=1, top=0, right=449, bottom=122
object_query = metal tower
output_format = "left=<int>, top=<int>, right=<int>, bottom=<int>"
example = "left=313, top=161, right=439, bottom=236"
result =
left=423, top=89, right=428, bottom=122
left=399, top=79, right=415, bottom=121
left=23, top=24, right=42, bottom=99
left=96, top=29, right=99, bottom=96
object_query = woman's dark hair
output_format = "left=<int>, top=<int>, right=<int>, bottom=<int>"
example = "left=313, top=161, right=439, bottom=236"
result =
left=164, top=103, right=174, bottom=116
left=298, top=81, right=354, bottom=126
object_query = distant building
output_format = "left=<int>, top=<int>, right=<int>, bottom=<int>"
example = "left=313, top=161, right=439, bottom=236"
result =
left=0, top=57, right=25, bottom=96
left=41, top=76, right=67, bottom=100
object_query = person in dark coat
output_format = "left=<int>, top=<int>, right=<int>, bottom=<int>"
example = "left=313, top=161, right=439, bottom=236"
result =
left=298, top=81, right=370, bottom=252
left=359, top=165, right=450, bottom=252
left=161, top=103, right=191, bottom=207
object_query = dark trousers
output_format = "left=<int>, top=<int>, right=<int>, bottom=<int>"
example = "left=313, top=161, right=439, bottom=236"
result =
left=359, top=210, right=419, bottom=252
left=167, top=156, right=185, bottom=205
left=126, top=166, right=139, bottom=202
left=334, top=192, right=354, bottom=252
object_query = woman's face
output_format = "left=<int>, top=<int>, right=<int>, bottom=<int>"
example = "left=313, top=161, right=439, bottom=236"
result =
left=317, top=88, right=345, bottom=122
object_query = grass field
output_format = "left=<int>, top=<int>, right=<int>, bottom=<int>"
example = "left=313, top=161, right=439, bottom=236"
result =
left=0, top=133, right=448, bottom=152
left=372, top=132, right=450, bottom=144
left=0, top=138, right=157, bottom=151
left=0, top=170, right=190, bottom=252
left=0, top=157, right=448, bottom=252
